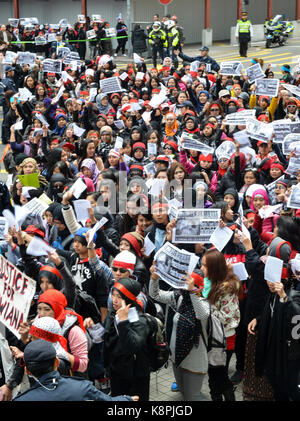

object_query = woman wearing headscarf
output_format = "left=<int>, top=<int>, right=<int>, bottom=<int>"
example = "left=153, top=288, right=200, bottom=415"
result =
left=52, top=113, right=68, bottom=137
left=162, top=112, right=180, bottom=139
left=103, top=277, right=151, bottom=400
left=19, top=289, right=89, bottom=375
left=79, top=158, right=100, bottom=188
left=96, top=93, right=115, bottom=116
left=149, top=265, right=209, bottom=401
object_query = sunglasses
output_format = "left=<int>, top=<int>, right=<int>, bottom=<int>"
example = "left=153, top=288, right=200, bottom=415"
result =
left=219, top=158, right=229, bottom=163
left=210, top=108, right=219, bottom=111
left=164, top=145, right=172, bottom=150
left=112, top=267, right=128, bottom=273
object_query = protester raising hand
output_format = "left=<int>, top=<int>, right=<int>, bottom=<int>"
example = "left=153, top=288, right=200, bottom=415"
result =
left=150, top=261, right=159, bottom=281
left=166, top=218, right=177, bottom=242
left=116, top=299, right=131, bottom=321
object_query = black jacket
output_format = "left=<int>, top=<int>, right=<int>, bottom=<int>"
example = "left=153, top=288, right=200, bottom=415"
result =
left=103, top=308, right=150, bottom=380
left=131, top=27, right=148, bottom=54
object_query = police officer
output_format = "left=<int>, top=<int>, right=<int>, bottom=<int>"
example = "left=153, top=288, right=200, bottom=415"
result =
left=165, top=20, right=180, bottom=69
left=13, top=340, right=139, bottom=401
left=148, top=21, right=167, bottom=68
left=235, top=11, right=253, bottom=57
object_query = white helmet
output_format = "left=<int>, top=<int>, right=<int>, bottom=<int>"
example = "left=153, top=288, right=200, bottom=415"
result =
left=152, top=21, right=161, bottom=30
left=166, top=20, right=175, bottom=30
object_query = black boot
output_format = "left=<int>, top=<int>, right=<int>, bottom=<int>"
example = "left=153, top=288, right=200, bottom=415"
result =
left=223, top=386, right=236, bottom=401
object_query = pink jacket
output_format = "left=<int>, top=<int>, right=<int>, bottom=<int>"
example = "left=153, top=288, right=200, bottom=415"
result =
left=179, top=150, right=195, bottom=175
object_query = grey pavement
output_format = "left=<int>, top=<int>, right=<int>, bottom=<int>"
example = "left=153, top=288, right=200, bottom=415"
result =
left=149, top=354, right=243, bottom=401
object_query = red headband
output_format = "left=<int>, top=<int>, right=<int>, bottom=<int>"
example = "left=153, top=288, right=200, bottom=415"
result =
left=40, top=265, right=63, bottom=280
left=151, top=203, right=169, bottom=211
left=199, top=154, right=213, bottom=162
left=133, top=142, right=146, bottom=150
left=25, top=226, right=45, bottom=239
left=29, top=325, right=68, bottom=352
left=113, top=261, right=135, bottom=271
left=113, top=282, right=143, bottom=310
left=246, top=212, right=256, bottom=219
left=204, top=122, right=215, bottom=129
left=121, top=234, right=142, bottom=257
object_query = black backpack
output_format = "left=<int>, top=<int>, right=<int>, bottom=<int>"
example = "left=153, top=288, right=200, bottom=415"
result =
left=145, top=305, right=170, bottom=372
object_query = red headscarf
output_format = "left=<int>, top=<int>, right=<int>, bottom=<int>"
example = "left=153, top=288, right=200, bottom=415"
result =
left=38, top=290, right=85, bottom=332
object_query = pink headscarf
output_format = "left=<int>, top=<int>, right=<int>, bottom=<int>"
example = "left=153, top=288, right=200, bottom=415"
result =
left=80, top=158, right=100, bottom=187
left=83, top=177, right=95, bottom=193
left=250, top=188, right=269, bottom=210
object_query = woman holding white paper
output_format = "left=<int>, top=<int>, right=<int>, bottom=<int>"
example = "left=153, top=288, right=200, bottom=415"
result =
left=149, top=264, right=209, bottom=401
left=200, top=249, right=241, bottom=401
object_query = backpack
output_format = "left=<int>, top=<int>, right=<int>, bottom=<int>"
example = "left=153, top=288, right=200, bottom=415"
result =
left=200, top=306, right=227, bottom=367
left=145, top=310, right=170, bottom=372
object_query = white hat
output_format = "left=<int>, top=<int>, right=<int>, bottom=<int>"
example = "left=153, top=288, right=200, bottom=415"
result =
left=85, top=68, right=95, bottom=77
left=30, top=316, right=69, bottom=361
left=113, top=250, right=136, bottom=274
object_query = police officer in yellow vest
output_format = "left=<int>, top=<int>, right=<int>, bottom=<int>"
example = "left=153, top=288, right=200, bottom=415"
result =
left=148, top=21, right=168, bottom=68
left=165, top=20, right=180, bottom=69
left=235, top=11, right=253, bottom=57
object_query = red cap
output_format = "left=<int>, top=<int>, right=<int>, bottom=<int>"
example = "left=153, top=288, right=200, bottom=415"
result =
left=62, top=142, right=75, bottom=151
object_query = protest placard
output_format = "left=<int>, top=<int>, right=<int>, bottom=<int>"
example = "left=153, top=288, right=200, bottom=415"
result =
left=245, top=63, right=265, bottom=84
left=255, top=78, right=279, bottom=97
left=209, top=225, right=233, bottom=251
left=181, top=136, right=214, bottom=155
left=220, top=61, right=243, bottom=75
left=57, top=46, right=71, bottom=59
left=42, top=59, right=62, bottom=74
left=8, top=18, right=19, bottom=27
left=205, top=63, right=211, bottom=72
left=0, top=255, right=36, bottom=339
left=87, top=217, right=108, bottom=246
left=154, top=242, right=199, bottom=289
left=190, top=60, right=200, bottom=72
left=285, top=157, right=300, bottom=177
left=173, top=209, right=221, bottom=243
left=282, top=133, right=300, bottom=155
left=100, top=77, right=122, bottom=94
left=246, top=118, right=273, bottom=142
left=272, top=119, right=293, bottom=143
left=78, top=15, right=86, bottom=23
left=47, top=33, right=57, bottom=43
left=287, top=185, right=300, bottom=209
left=105, top=28, right=116, bottom=37
left=266, top=175, right=285, bottom=205
left=91, top=14, right=102, bottom=22
left=4, top=51, right=17, bottom=64
left=22, top=197, right=48, bottom=216
left=35, top=36, right=47, bottom=45
left=281, top=83, right=300, bottom=99
left=233, top=129, right=251, bottom=147
left=86, top=30, right=97, bottom=40
left=17, top=52, right=36, bottom=65
left=224, top=109, right=256, bottom=126
left=34, top=112, right=49, bottom=128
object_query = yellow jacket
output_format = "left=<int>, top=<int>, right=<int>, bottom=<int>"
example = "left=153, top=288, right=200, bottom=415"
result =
left=249, top=94, right=278, bottom=121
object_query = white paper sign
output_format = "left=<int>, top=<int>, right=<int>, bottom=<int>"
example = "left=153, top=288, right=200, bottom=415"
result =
left=264, top=256, right=283, bottom=283
left=70, top=178, right=87, bottom=199
left=232, top=262, right=248, bottom=281
left=100, top=77, right=122, bottom=94
left=73, top=123, right=86, bottom=137
left=220, top=61, right=243, bottom=75
left=209, top=226, right=233, bottom=252
left=246, top=63, right=265, bottom=84
left=255, top=78, right=279, bottom=98
left=73, top=199, right=91, bottom=224
left=26, top=236, right=55, bottom=257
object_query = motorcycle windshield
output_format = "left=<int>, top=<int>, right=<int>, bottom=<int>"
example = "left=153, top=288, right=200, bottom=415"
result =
left=270, top=15, right=282, bottom=26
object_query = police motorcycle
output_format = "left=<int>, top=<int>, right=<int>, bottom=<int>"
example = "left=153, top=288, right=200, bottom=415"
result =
left=265, top=14, right=294, bottom=48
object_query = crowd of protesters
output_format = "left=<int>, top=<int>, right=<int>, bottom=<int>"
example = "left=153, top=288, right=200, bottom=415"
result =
left=0, top=10, right=299, bottom=403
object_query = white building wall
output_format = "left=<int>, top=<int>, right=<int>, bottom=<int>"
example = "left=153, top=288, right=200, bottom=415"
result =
left=19, top=0, right=80, bottom=26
